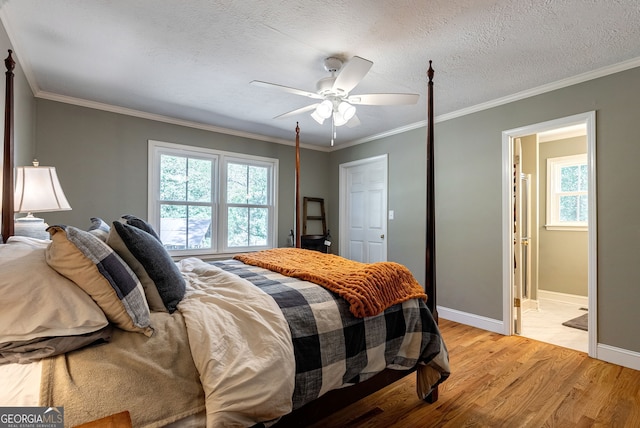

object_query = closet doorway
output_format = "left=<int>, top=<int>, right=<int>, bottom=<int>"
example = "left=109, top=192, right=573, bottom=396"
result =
left=502, top=112, right=597, bottom=357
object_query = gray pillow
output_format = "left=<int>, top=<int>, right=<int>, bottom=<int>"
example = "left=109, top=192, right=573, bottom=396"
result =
left=110, top=221, right=185, bottom=313
left=120, top=215, right=161, bottom=242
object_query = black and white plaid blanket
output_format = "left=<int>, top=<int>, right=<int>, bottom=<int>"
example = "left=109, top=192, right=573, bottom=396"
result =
left=211, top=259, right=447, bottom=409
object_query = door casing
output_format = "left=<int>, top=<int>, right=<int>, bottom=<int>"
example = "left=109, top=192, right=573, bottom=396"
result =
left=501, top=111, right=597, bottom=357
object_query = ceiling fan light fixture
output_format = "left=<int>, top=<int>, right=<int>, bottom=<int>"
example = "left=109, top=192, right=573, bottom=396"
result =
left=338, top=101, right=356, bottom=121
left=315, top=99, right=333, bottom=119
left=311, top=110, right=325, bottom=124
left=333, top=111, right=348, bottom=127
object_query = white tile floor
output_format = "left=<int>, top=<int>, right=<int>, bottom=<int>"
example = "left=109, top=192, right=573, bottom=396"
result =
left=520, top=298, right=589, bottom=353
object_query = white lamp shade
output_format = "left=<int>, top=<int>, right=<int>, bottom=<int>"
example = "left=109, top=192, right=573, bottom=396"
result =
left=338, top=101, right=356, bottom=121
left=14, top=166, right=72, bottom=213
left=333, top=111, right=348, bottom=127
left=310, top=110, right=326, bottom=124
left=315, top=99, right=333, bottom=119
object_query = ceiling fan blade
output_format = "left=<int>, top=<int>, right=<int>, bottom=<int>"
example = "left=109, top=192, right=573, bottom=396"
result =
left=347, top=93, right=419, bottom=106
left=332, top=56, right=373, bottom=94
left=251, top=80, right=323, bottom=99
left=274, top=103, right=319, bottom=119
left=346, top=114, right=361, bottom=128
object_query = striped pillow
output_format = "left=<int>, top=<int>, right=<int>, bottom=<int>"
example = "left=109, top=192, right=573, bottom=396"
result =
left=87, top=217, right=110, bottom=242
left=46, top=225, right=153, bottom=336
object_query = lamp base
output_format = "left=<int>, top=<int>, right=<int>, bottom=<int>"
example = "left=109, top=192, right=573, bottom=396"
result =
left=15, top=215, right=50, bottom=240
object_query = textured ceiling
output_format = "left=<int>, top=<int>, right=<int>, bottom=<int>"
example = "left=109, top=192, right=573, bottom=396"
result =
left=1, top=0, right=639, bottom=148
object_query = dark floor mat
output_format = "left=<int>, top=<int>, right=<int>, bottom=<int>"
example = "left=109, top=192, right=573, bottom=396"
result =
left=562, top=313, right=588, bottom=331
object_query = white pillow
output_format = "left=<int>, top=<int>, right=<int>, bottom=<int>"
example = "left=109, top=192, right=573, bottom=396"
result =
left=0, top=236, right=108, bottom=343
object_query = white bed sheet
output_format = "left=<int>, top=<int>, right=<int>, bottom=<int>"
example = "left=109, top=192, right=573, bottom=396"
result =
left=0, top=360, right=42, bottom=406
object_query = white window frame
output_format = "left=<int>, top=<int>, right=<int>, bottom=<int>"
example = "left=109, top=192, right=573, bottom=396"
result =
left=221, top=155, right=277, bottom=253
left=148, top=140, right=278, bottom=257
left=546, top=153, right=588, bottom=231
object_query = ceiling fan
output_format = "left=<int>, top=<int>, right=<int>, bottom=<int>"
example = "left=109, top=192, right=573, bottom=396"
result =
left=251, top=56, right=419, bottom=145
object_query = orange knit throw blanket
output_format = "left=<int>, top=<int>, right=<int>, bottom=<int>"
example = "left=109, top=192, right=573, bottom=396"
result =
left=234, top=248, right=427, bottom=318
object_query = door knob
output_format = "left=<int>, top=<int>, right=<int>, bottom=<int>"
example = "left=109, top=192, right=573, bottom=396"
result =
left=380, top=234, right=385, bottom=239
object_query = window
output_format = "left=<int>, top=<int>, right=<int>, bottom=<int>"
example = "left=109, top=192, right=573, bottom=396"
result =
left=546, top=154, right=588, bottom=230
left=149, top=141, right=278, bottom=255
left=224, top=158, right=272, bottom=249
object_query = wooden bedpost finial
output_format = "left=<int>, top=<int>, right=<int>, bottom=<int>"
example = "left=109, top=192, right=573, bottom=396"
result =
left=427, top=60, right=434, bottom=83
left=5, top=49, right=15, bottom=72
left=296, top=121, right=300, bottom=135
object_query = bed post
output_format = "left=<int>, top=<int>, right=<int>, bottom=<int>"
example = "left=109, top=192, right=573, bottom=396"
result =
left=423, top=61, right=440, bottom=404
left=1, top=49, right=15, bottom=242
left=294, top=122, right=301, bottom=248
left=425, top=61, right=437, bottom=321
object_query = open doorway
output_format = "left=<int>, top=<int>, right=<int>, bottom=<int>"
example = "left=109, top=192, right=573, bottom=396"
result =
left=502, top=112, right=597, bottom=357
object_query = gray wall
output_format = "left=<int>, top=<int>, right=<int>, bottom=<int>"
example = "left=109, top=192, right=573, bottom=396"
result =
left=331, top=66, right=640, bottom=354
left=538, top=136, right=588, bottom=297
left=34, top=100, right=330, bottom=248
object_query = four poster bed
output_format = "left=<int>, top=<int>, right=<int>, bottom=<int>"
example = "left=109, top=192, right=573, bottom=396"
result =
left=0, top=50, right=447, bottom=427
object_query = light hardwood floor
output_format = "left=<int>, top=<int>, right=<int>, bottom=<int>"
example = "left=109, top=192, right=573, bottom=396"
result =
left=309, top=319, right=640, bottom=427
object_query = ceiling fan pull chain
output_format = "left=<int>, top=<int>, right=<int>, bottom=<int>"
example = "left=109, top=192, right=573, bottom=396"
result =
left=331, top=117, right=336, bottom=146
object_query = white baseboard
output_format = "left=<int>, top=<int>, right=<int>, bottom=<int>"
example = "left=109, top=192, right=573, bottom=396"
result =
left=597, top=344, right=640, bottom=371
left=437, top=306, right=504, bottom=334
left=438, top=305, right=640, bottom=372
left=522, top=298, right=539, bottom=312
left=538, top=290, right=589, bottom=307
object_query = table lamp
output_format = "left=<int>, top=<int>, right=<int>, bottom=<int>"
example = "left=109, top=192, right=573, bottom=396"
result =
left=14, top=160, right=71, bottom=239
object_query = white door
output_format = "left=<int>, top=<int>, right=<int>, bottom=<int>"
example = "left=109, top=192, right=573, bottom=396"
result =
left=340, top=155, right=388, bottom=263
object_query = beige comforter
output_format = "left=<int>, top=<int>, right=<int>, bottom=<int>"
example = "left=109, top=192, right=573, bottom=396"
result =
left=177, top=257, right=295, bottom=427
